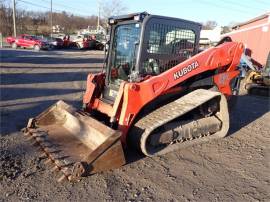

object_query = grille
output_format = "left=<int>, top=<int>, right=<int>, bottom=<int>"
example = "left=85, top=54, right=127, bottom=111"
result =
left=142, top=23, right=196, bottom=75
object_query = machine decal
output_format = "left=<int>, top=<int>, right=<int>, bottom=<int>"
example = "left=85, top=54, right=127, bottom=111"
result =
left=173, top=61, right=199, bottom=80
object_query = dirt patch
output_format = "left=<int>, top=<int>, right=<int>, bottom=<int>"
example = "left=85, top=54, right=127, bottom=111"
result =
left=0, top=149, right=22, bottom=181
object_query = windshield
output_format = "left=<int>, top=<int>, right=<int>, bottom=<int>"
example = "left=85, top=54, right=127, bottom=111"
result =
left=109, top=23, right=141, bottom=85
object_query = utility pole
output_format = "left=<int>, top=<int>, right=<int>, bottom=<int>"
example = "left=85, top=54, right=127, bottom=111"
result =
left=97, top=0, right=100, bottom=31
left=51, top=0, right=53, bottom=37
left=12, top=0, right=17, bottom=37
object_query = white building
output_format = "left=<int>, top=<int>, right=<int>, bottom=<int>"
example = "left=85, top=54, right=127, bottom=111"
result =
left=78, top=25, right=106, bottom=35
left=52, top=25, right=64, bottom=33
left=200, top=26, right=222, bottom=47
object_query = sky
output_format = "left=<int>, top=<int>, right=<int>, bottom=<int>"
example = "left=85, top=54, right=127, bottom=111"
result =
left=14, top=0, right=270, bottom=26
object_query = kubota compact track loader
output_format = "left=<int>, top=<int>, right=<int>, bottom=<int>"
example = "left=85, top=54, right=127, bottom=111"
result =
left=23, top=12, right=244, bottom=182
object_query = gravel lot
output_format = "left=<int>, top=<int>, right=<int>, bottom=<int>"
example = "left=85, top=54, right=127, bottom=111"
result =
left=0, top=48, right=269, bottom=201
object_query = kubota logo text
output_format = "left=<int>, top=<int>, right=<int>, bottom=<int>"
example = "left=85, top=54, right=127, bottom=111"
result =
left=173, top=61, right=199, bottom=80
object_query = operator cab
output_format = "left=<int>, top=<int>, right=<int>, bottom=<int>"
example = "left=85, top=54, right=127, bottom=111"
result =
left=103, top=12, right=202, bottom=102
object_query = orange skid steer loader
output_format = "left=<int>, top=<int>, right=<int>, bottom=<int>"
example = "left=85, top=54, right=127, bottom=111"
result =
left=23, top=12, right=243, bottom=182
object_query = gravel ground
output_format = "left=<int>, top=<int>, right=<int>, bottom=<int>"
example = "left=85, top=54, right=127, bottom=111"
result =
left=0, top=48, right=269, bottom=201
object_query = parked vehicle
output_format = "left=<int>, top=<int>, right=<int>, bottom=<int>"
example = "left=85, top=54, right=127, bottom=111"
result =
left=88, top=35, right=105, bottom=50
left=62, top=35, right=75, bottom=48
left=6, top=34, right=49, bottom=51
left=95, top=33, right=107, bottom=50
left=94, top=40, right=105, bottom=50
left=70, top=35, right=89, bottom=49
left=6, top=36, right=16, bottom=44
left=70, top=34, right=105, bottom=50
left=46, top=37, right=64, bottom=49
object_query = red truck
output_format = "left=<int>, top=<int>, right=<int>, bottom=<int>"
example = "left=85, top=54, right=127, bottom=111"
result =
left=6, top=34, right=50, bottom=51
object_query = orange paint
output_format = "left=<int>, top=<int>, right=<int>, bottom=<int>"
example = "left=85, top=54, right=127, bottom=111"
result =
left=84, top=42, right=244, bottom=144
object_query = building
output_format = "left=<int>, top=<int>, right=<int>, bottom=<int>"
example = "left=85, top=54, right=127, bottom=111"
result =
left=52, top=25, right=64, bottom=33
left=200, top=26, right=222, bottom=48
left=78, top=25, right=106, bottom=36
left=222, top=12, right=270, bottom=67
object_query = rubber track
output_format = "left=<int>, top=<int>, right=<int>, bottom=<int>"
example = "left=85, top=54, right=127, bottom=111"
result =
left=131, top=89, right=229, bottom=156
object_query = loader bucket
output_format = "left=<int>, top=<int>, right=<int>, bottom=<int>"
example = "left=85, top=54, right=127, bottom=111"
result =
left=22, top=100, right=125, bottom=182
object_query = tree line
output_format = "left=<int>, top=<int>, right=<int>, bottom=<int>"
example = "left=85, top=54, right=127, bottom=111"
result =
left=0, top=3, right=103, bottom=36
left=0, top=0, right=128, bottom=37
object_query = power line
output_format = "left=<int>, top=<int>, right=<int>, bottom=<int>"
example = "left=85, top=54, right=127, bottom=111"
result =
left=219, top=0, right=267, bottom=12
left=40, top=0, right=84, bottom=12
left=254, top=0, right=270, bottom=7
left=200, top=0, right=252, bottom=13
left=38, top=0, right=92, bottom=16
left=196, top=0, right=261, bottom=18
left=18, top=0, right=51, bottom=10
left=18, top=0, right=60, bottom=12
left=18, top=0, right=92, bottom=16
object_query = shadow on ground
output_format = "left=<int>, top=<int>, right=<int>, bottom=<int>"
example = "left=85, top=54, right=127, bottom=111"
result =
left=228, top=95, right=269, bottom=134
left=0, top=71, right=99, bottom=85
left=0, top=49, right=104, bottom=64
left=1, top=99, right=82, bottom=135
left=1, top=88, right=82, bottom=101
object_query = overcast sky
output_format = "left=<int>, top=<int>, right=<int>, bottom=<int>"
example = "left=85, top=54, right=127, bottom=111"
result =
left=14, top=0, right=270, bottom=26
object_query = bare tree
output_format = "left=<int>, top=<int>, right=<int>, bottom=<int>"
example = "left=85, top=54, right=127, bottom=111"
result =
left=0, top=4, right=102, bottom=36
left=0, top=2, right=13, bottom=36
left=221, top=26, right=231, bottom=34
left=220, top=21, right=239, bottom=34
left=203, top=21, right=218, bottom=30
left=100, top=0, right=127, bottom=22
